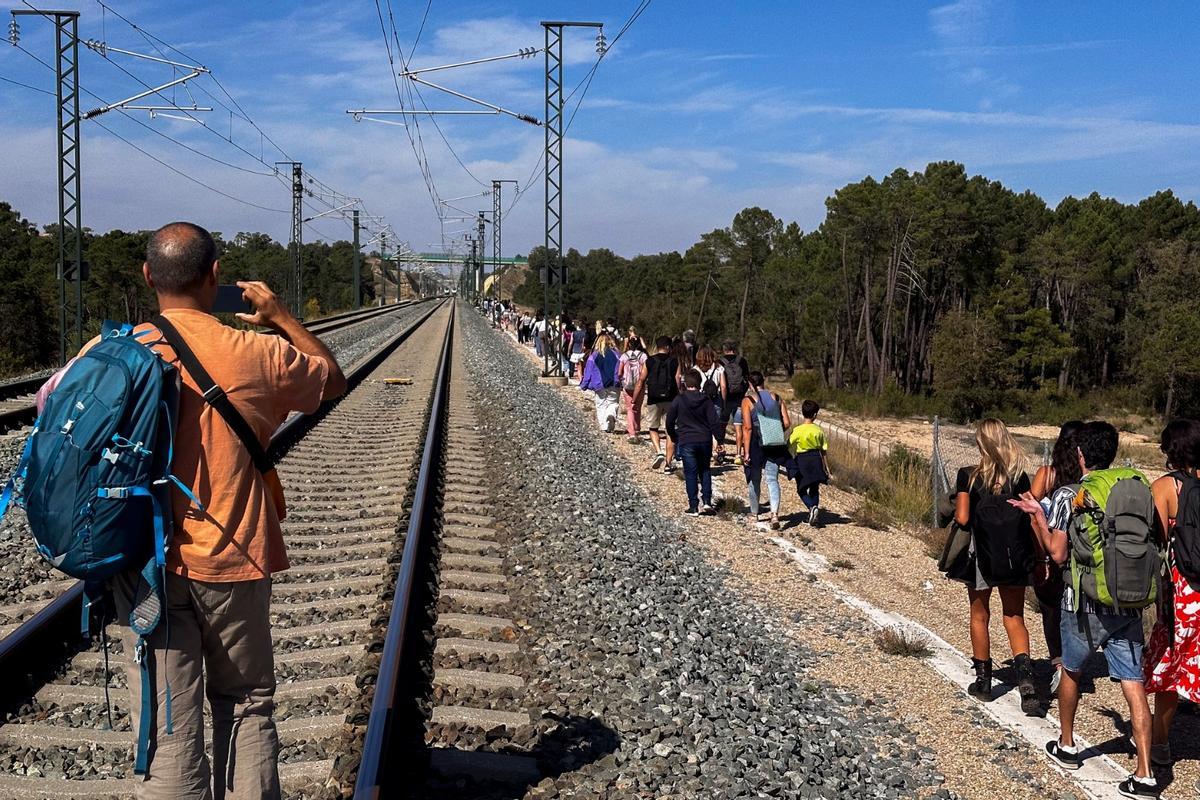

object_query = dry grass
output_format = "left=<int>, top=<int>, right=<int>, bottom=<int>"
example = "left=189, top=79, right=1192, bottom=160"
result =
left=829, top=558, right=856, bottom=571
left=827, top=439, right=939, bottom=551
left=1116, top=438, right=1161, bottom=470
left=874, top=625, right=933, bottom=658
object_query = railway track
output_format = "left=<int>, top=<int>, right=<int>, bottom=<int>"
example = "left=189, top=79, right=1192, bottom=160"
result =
left=0, top=302, right=420, bottom=433
left=0, top=299, right=452, bottom=798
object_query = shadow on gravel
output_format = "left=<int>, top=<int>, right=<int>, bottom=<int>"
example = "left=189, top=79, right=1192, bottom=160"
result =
left=530, top=712, right=621, bottom=779
left=415, top=713, right=621, bottom=800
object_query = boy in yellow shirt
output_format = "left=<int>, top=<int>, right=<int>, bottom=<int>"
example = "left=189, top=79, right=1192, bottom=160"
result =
left=788, top=399, right=830, bottom=527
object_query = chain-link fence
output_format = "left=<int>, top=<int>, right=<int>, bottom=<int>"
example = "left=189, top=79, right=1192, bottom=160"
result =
left=823, top=421, right=893, bottom=462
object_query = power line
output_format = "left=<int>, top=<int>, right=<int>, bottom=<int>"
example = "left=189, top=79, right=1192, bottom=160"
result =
left=90, top=118, right=289, bottom=213
left=0, top=72, right=54, bottom=95
left=12, top=40, right=289, bottom=214
left=410, top=0, right=432, bottom=55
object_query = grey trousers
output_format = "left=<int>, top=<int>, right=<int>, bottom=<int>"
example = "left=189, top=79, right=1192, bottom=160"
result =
left=112, top=571, right=280, bottom=800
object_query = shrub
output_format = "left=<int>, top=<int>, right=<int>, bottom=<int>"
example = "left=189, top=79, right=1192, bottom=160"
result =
left=874, top=625, right=933, bottom=658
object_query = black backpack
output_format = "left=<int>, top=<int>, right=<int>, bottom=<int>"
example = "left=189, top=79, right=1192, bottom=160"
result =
left=645, top=355, right=677, bottom=403
left=698, top=367, right=721, bottom=401
left=723, top=356, right=747, bottom=395
left=1172, top=471, right=1200, bottom=586
left=972, top=474, right=1033, bottom=583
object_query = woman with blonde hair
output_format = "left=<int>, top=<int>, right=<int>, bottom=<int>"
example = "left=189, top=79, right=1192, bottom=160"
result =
left=579, top=331, right=622, bottom=431
left=953, top=418, right=1039, bottom=714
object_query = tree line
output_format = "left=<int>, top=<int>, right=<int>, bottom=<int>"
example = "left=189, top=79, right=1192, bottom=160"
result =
left=513, top=161, right=1200, bottom=421
left=0, top=202, right=378, bottom=376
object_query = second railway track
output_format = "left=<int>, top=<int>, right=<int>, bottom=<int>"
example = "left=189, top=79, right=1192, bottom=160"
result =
left=0, top=299, right=454, bottom=798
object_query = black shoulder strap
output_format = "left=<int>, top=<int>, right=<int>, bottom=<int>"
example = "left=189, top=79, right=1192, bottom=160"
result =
left=153, top=314, right=273, bottom=474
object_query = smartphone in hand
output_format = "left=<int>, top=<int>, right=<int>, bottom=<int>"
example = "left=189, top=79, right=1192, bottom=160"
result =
left=213, top=284, right=251, bottom=314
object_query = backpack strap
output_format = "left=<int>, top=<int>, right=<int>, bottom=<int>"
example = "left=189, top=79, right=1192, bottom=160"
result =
left=152, top=315, right=272, bottom=475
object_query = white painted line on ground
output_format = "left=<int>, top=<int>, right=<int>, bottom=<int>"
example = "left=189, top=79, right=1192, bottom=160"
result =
left=766, top=529, right=1133, bottom=800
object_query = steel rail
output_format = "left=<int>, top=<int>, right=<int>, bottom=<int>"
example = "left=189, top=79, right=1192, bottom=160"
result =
left=0, top=300, right=448, bottom=684
left=353, top=302, right=455, bottom=798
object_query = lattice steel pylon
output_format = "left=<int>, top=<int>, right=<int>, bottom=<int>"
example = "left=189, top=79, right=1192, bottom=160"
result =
left=476, top=212, right=487, bottom=296
left=13, top=9, right=83, bottom=364
left=275, top=161, right=303, bottom=315
left=491, top=179, right=517, bottom=303
left=540, top=21, right=603, bottom=377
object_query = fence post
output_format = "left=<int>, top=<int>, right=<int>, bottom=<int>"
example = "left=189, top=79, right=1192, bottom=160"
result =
left=931, top=415, right=940, bottom=529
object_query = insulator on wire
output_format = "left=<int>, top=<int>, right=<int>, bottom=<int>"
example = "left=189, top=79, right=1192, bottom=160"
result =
left=8, top=19, right=19, bottom=46
left=596, top=29, right=607, bottom=55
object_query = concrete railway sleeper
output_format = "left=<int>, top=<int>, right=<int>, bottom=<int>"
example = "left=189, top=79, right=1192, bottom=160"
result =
left=0, top=301, right=453, bottom=798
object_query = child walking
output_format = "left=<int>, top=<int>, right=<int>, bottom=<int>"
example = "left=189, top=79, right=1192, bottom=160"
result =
left=788, top=399, right=829, bottom=527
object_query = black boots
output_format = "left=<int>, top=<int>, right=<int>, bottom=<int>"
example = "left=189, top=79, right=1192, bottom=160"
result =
left=967, top=655, right=1040, bottom=712
left=1015, top=653, right=1040, bottom=715
left=967, top=658, right=993, bottom=701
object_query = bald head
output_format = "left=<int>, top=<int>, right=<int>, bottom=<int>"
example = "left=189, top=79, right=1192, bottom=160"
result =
left=146, top=221, right=217, bottom=295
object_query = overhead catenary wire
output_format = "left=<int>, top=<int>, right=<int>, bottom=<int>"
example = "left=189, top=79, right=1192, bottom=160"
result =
left=88, top=0, right=382, bottom=226
left=10, top=33, right=291, bottom=216
left=373, top=0, right=443, bottom=215
left=0, top=72, right=54, bottom=95
left=66, top=3, right=386, bottom=236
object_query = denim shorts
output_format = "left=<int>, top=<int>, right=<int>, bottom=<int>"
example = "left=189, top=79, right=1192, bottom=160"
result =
left=1059, top=607, right=1145, bottom=682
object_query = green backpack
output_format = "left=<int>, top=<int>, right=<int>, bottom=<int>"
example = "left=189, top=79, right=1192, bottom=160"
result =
left=1067, top=467, right=1160, bottom=610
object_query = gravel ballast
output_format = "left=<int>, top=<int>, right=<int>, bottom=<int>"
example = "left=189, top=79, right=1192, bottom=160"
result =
left=455, top=308, right=952, bottom=799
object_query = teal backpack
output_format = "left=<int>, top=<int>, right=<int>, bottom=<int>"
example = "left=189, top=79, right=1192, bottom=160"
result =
left=0, top=321, right=200, bottom=775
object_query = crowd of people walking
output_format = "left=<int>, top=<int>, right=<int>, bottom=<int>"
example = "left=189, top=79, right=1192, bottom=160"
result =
left=484, top=296, right=1200, bottom=800
left=484, top=299, right=830, bottom=529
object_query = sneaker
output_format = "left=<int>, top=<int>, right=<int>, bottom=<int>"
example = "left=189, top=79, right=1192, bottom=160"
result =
left=605, top=416, right=615, bottom=433
left=809, top=505, right=821, bottom=528
left=627, top=436, right=639, bottom=445
left=700, top=504, right=716, bottom=515
left=733, top=455, right=744, bottom=466
left=684, top=508, right=700, bottom=517
left=651, top=451, right=666, bottom=469
left=769, top=514, right=780, bottom=531
left=1150, top=742, right=1172, bottom=767
left=1045, top=740, right=1080, bottom=771
left=1117, top=776, right=1160, bottom=799
left=1050, top=664, right=1062, bottom=696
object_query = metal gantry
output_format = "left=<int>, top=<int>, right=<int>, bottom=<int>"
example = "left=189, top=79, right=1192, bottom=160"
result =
left=12, top=9, right=83, bottom=364
left=540, top=21, right=604, bottom=377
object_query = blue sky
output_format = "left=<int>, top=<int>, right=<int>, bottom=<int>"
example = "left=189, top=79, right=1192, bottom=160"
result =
left=2, top=0, right=1198, bottom=260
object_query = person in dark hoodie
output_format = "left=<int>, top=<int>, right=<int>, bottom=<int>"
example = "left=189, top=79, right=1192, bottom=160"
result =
left=666, top=371, right=724, bottom=516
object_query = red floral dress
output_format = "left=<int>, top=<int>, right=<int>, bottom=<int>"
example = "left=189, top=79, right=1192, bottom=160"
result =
left=1144, top=510, right=1200, bottom=701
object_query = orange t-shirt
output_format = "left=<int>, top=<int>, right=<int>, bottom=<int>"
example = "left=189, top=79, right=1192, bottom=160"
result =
left=80, top=308, right=330, bottom=581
